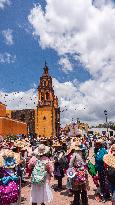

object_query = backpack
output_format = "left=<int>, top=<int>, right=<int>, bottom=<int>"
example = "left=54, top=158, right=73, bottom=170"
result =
left=31, top=160, right=47, bottom=185
left=72, top=166, right=87, bottom=190
left=87, top=160, right=97, bottom=177
left=107, top=167, right=115, bottom=185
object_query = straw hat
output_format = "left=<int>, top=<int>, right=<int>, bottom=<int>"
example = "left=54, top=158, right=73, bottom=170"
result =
left=75, top=145, right=82, bottom=151
left=25, top=138, right=29, bottom=142
left=67, top=146, right=75, bottom=155
left=103, top=153, right=115, bottom=169
left=52, top=142, right=61, bottom=147
left=0, top=157, right=3, bottom=167
left=14, top=141, right=24, bottom=148
left=21, top=145, right=29, bottom=151
left=0, top=149, right=21, bottom=168
left=34, top=144, right=50, bottom=156
left=67, top=144, right=82, bottom=154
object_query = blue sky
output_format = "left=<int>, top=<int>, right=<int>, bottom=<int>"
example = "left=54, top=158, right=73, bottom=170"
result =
left=0, top=0, right=90, bottom=93
left=0, top=0, right=115, bottom=125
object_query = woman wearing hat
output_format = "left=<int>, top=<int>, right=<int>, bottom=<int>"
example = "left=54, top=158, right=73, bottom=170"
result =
left=30, top=144, right=53, bottom=205
left=68, top=151, right=89, bottom=205
left=94, top=139, right=110, bottom=201
left=104, top=144, right=115, bottom=205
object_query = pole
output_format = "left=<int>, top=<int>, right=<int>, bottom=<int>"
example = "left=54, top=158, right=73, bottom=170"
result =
left=106, top=115, right=108, bottom=132
left=104, top=110, right=108, bottom=133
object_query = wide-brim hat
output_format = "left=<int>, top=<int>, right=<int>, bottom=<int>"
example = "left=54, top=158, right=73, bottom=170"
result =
left=34, top=144, right=50, bottom=156
left=14, top=140, right=29, bottom=148
left=103, top=154, right=115, bottom=168
left=67, top=144, right=82, bottom=154
left=14, top=141, right=24, bottom=148
left=21, top=145, right=29, bottom=151
left=75, top=145, right=82, bottom=151
left=0, top=149, right=21, bottom=168
left=52, top=142, right=61, bottom=147
left=0, top=157, right=3, bottom=167
left=25, top=138, right=29, bottom=142
left=67, top=146, right=75, bottom=155
left=66, top=167, right=76, bottom=178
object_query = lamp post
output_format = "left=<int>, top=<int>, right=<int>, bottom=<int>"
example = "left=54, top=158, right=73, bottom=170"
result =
left=104, top=110, right=108, bottom=132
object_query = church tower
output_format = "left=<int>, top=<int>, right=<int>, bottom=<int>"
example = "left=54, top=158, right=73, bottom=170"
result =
left=36, top=63, right=60, bottom=138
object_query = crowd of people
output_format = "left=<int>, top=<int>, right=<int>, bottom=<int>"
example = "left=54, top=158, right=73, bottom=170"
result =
left=0, top=133, right=115, bottom=205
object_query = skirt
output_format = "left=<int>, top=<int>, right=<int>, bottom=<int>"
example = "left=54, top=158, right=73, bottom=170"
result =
left=31, top=182, right=53, bottom=204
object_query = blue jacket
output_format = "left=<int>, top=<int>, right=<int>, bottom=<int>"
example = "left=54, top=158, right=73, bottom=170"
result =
left=95, top=147, right=107, bottom=172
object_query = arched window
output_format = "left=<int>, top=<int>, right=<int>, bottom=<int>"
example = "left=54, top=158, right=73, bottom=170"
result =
left=42, top=81, right=44, bottom=86
left=42, top=80, right=46, bottom=87
left=46, top=92, right=50, bottom=100
left=41, top=92, right=44, bottom=101
left=46, top=80, right=49, bottom=86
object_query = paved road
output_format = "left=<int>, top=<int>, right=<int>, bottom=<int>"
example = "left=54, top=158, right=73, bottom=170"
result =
left=21, top=147, right=112, bottom=205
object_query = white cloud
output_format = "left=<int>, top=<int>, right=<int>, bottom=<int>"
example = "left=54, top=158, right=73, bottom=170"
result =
left=28, top=0, right=115, bottom=77
left=0, top=52, right=16, bottom=64
left=0, top=0, right=10, bottom=9
left=0, top=89, right=37, bottom=110
left=53, top=77, right=115, bottom=126
left=59, top=56, right=73, bottom=73
left=0, top=76, right=115, bottom=126
left=28, top=0, right=115, bottom=125
left=0, top=0, right=114, bottom=127
left=2, top=29, right=14, bottom=45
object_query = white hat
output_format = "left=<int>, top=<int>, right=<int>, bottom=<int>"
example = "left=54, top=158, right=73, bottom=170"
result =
left=34, top=144, right=50, bottom=156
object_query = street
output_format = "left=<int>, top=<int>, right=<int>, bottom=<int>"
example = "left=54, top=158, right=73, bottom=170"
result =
left=21, top=147, right=112, bottom=205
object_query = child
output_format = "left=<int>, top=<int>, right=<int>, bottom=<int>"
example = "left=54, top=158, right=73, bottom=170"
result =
left=54, top=156, right=64, bottom=190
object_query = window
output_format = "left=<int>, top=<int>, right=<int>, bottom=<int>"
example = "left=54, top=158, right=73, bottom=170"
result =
left=46, top=92, right=50, bottom=100
left=42, top=80, right=46, bottom=87
left=41, top=92, right=44, bottom=101
left=46, top=80, right=48, bottom=86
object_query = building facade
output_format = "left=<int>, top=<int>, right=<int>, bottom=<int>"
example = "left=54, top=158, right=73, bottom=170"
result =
left=0, top=102, right=27, bottom=137
left=0, top=102, right=6, bottom=117
left=11, top=109, right=36, bottom=134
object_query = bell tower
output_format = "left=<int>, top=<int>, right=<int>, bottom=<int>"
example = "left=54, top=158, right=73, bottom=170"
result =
left=38, top=63, right=54, bottom=107
left=36, top=63, right=60, bottom=138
